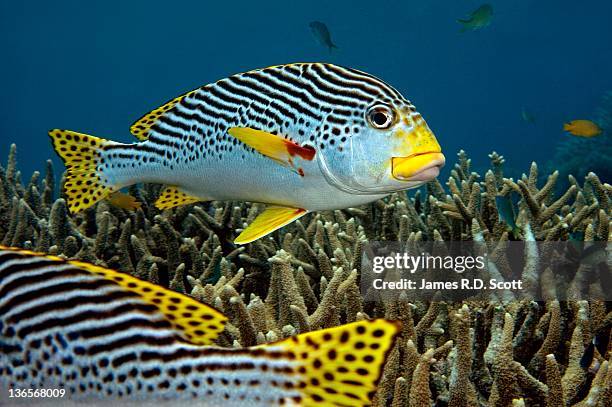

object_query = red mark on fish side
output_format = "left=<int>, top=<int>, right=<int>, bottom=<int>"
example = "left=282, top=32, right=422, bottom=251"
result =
left=284, top=141, right=316, bottom=161
left=298, top=168, right=305, bottom=177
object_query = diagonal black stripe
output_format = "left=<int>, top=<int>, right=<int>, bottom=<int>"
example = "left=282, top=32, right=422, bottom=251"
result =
left=244, top=71, right=325, bottom=119
left=76, top=317, right=172, bottom=340
left=265, top=68, right=352, bottom=114
left=7, top=290, right=140, bottom=324
left=323, top=64, right=394, bottom=99
left=86, top=333, right=178, bottom=356
left=1, top=278, right=114, bottom=318
left=229, top=76, right=298, bottom=122
left=17, top=302, right=158, bottom=339
left=0, top=258, right=58, bottom=286
left=0, top=267, right=89, bottom=304
left=342, top=65, right=403, bottom=99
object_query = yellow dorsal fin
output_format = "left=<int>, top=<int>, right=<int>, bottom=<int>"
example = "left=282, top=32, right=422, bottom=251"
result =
left=71, top=260, right=227, bottom=345
left=154, top=186, right=202, bottom=210
left=235, top=206, right=307, bottom=244
left=130, top=89, right=198, bottom=141
left=228, top=127, right=316, bottom=175
left=0, top=245, right=228, bottom=346
left=266, top=319, right=401, bottom=405
left=71, top=260, right=226, bottom=345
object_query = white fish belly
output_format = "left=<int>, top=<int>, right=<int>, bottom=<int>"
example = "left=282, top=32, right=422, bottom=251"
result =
left=138, top=150, right=386, bottom=211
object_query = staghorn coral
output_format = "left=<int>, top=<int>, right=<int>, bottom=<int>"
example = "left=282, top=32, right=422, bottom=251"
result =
left=0, top=144, right=610, bottom=406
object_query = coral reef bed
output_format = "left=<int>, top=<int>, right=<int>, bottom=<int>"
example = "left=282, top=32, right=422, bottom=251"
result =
left=0, top=145, right=610, bottom=406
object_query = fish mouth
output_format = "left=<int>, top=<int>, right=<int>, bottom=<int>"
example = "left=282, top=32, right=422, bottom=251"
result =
left=391, top=152, right=446, bottom=181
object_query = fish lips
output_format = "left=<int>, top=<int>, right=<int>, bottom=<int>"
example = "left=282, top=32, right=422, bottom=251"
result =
left=391, top=152, right=446, bottom=182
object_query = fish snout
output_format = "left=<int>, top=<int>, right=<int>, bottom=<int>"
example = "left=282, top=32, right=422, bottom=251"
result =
left=391, top=119, right=444, bottom=181
left=391, top=152, right=445, bottom=181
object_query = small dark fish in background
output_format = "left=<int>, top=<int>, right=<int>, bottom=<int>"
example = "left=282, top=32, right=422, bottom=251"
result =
left=457, top=4, right=493, bottom=32
left=521, top=106, right=536, bottom=124
left=495, top=194, right=521, bottom=238
left=309, top=21, right=338, bottom=52
left=580, top=336, right=603, bottom=372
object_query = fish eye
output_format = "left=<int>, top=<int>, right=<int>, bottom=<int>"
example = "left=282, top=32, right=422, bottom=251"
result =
left=366, top=105, right=395, bottom=129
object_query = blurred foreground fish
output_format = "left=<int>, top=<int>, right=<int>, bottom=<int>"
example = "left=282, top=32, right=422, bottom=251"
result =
left=49, top=63, right=445, bottom=244
left=0, top=245, right=400, bottom=405
left=563, top=120, right=602, bottom=137
left=457, top=4, right=493, bottom=32
left=309, top=21, right=338, bottom=52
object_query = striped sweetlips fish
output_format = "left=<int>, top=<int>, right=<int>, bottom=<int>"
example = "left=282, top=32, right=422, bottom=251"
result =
left=0, top=246, right=400, bottom=405
left=49, top=63, right=445, bottom=244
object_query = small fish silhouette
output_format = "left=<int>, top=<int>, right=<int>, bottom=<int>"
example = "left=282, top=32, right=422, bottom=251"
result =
left=457, top=4, right=493, bottom=32
left=309, top=21, right=338, bottom=52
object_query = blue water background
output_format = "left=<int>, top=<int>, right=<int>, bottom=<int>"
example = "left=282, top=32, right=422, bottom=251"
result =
left=1, top=0, right=611, bottom=182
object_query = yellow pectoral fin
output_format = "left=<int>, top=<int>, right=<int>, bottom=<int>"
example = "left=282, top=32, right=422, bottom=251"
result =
left=235, top=206, right=308, bottom=244
left=155, top=186, right=202, bottom=210
left=228, top=127, right=315, bottom=175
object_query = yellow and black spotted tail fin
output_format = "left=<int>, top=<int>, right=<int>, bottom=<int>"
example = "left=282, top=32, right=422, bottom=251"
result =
left=48, top=129, right=116, bottom=213
left=269, top=319, right=401, bottom=406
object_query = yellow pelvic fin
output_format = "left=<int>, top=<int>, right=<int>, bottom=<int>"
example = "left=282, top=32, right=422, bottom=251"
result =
left=228, top=127, right=316, bottom=175
left=130, top=89, right=199, bottom=140
left=48, top=129, right=116, bottom=213
left=0, top=245, right=227, bottom=346
left=266, top=319, right=401, bottom=406
left=154, top=186, right=202, bottom=210
left=234, top=206, right=307, bottom=244
left=108, top=191, right=142, bottom=211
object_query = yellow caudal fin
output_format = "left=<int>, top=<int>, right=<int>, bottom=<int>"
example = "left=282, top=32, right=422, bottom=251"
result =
left=130, top=89, right=199, bottom=140
left=267, top=319, right=401, bottom=406
left=154, top=186, right=203, bottom=210
left=228, top=127, right=316, bottom=175
left=49, top=129, right=116, bottom=213
left=235, top=206, right=307, bottom=244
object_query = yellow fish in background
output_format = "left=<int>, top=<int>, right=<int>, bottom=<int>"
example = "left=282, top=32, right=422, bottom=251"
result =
left=107, top=191, right=142, bottom=210
left=49, top=63, right=445, bottom=244
left=0, top=245, right=400, bottom=405
left=563, top=120, right=602, bottom=137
